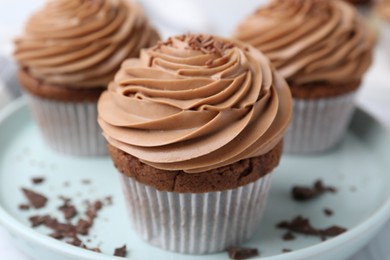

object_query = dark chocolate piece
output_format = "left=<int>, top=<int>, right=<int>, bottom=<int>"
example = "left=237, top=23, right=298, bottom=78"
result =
left=277, top=215, right=347, bottom=240
left=282, top=231, right=295, bottom=241
left=228, top=247, right=259, bottom=260
left=22, top=188, right=48, bottom=209
left=32, top=177, right=45, bottom=184
left=292, top=180, right=336, bottom=201
left=19, top=204, right=30, bottom=210
left=114, top=245, right=127, bottom=257
left=58, top=199, right=77, bottom=220
left=324, top=208, right=333, bottom=216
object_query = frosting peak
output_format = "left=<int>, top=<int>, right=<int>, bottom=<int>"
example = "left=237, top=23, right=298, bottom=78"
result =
left=98, top=34, right=292, bottom=173
left=14, top=0, right=159, bottom=88
left=235, top=0, right=375, bottom=85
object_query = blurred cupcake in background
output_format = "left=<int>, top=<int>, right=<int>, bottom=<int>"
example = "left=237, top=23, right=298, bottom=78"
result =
left=98, top=34, right=292, bottom=254
left=235, top=0, right=376, bottom=154
left=14, top=0, right=159, bottom=156
left=344, top=0, right=374, bottom=16
left=376, top=0, right=390, bottom=49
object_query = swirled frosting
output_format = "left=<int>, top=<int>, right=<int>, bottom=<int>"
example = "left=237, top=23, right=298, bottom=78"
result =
left=98, top=34, right=292, bottom=173
left=377, top=0, right=390, bottom=21
left=234, top=0, right=375, bottom=85
left=14, top=0, right=159, bottom=88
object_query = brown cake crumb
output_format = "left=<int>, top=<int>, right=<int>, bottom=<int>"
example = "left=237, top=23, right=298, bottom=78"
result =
left=228, top=247, right=259, bottom=260
left=21, top=188, right=48, bottom=209
left=114, top=245, right=127, bottom=257
left=324, top=208, right=333, bottom=216
left=32, top=177, right=45, bottom=184
left=292, top=180, right=336, bottom=201
left=282, top=248, right=292, bottom=253
left=277, top=215, right=347, bottom=240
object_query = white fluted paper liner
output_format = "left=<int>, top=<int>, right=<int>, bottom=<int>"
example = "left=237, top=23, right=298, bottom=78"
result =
left=120, top=173, right=273, bottom=254
left=381, top=22, right=390, bottom=57
left=284, top=91, right=357, bottom=154
left=26, top=94, right=107, bottom=156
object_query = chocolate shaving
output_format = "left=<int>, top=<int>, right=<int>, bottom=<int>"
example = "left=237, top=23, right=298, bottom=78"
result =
left=58, top=199, right=77, bottom=220
left=49, top=232, right=64, bottom=240
left=19, top=204, right=30, bottom=210
left=22, top=188, right=48, bottom=209
left=228, top=247, right=259, bottom=260
left=292, top=180, right=336, bottom=201
left=76, top=219, right=92, bottom=235
left=324, top=208, right=333, bottom=216
left=277, top=215, right=347, bottom=239
left=114, top=245, right=127, bottom=257
left=32, top=177, right=45, bottom=185
left=282, top=231, right=295, bottom=241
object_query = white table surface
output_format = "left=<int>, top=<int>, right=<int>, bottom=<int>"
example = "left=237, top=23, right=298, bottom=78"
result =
left=0, top=1, right=390, bottom=259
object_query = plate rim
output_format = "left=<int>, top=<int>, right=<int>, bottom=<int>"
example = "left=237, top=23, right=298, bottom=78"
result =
left=0, top=97, right=390, bottom=260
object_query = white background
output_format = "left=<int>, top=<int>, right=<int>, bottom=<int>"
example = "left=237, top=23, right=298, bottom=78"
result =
left=0, top=0, right=390, bottom=259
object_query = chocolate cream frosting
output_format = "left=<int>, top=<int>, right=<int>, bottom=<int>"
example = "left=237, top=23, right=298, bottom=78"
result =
left=98, top=34, right=292, bottom=173
left=377, top=0, right=390, bottom=21
left=14, top=0, right=159, bottom=88
left=234, top=0, right=375, bottom=85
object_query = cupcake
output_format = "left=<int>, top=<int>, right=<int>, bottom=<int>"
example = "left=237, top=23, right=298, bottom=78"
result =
left=376, top=0, right=390, bottom=50
left=344, top=0, right=374, bottom=16
left=14, top=0, right=159, bottom=156
left=98, top=34, right=292, bottom=254
left=234, top=0, right=375, bottom=153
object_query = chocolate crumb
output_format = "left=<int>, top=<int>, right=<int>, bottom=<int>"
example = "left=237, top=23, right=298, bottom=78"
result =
left=114, top=245, right=127, bottom=257
left=58, top=199, right=77, bottom=220
left=228, top=247, right=259, bottom=260
left=292, top=180, right=336, bottom=201
left=19, top=204, right=30, bottom=210
left=76, top=219, right=92, bottom=235
left=32, top=177, right=45, bottom=185
left=277, top=215, right=347, bottom=240
left=49, top=232, right=64, bottom=240
left=282, top=248, right=292, bottom=253
left=68, top=236, right=83, bottom=247
left=29, top=215, right=49, bottom=227
left=321, top=226, right=347, bottom=236
left=22, top=188, right=48, bottom=209
left=282, top=231, right=295, bottom=241
left=324, top=208, right=333, bottom=216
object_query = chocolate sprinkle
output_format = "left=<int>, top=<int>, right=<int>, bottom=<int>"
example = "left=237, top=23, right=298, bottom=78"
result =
left=292, top=180, right=336, bottom=201
left=277, top=215, right=347, bottom=239
left=228, top=247, right=259, bottom=260
left=32, top=177, right=45, bottom=185
left=114, top=245, right=127, bottom=257
left=324, top=208, right=333, bottom=216
left=22, top=188, right=48, bottom=209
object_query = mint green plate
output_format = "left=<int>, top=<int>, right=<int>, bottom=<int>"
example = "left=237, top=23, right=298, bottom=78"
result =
left=0, top=98, right=390, bottom=260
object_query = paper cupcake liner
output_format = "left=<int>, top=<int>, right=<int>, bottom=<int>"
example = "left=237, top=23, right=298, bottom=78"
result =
left=381, top=22, right=390, bottom=55
left=284, top=92, right=357, bottom=154
left=26, top=94, right=107, bottom=156
left=120, top=173, right=273, bottom=254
